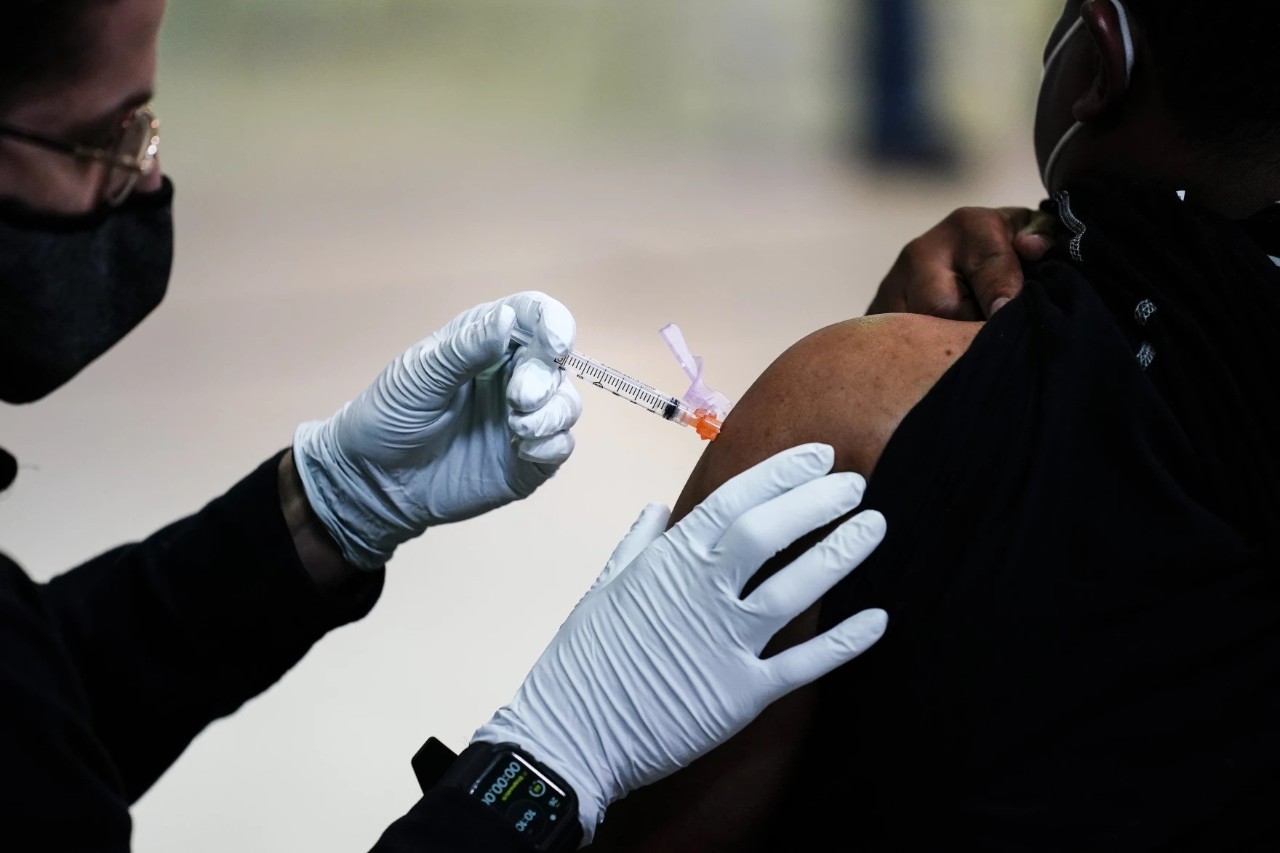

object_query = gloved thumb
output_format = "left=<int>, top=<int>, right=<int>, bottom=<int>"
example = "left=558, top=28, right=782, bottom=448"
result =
left=416, top=304, right=518, bottom=401
left=588, top=503, right=670, bottom=595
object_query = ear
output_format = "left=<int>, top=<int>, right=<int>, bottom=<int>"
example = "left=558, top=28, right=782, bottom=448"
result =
left=1072, top=0, right=1135, bottom=122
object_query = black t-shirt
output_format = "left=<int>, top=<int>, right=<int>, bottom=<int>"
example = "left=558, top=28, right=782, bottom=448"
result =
left=773, top=179, right=1280, bottom=850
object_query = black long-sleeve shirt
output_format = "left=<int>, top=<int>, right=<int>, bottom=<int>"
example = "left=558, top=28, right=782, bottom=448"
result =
left=0, top=450, right=534, bottom=852
left=762, top=180, right=1280, bottom=849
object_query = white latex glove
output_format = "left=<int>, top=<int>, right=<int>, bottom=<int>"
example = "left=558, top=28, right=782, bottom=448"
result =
left=293, top=292, right=582, bottom=569
left=471, top=442, right=888, bottom=844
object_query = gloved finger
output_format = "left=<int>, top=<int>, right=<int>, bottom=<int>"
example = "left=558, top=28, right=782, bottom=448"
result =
left=715, top=472, right=866, bottom=593
left=677, top=443, right=836, bottom=544
left=590, top=503, right=671, bottom=593
left=417, top=304, right=518, bottom=401
left=508, top=351, right=563, bottom=412
left=516, top=430, right=575, bottom=466
left=744, top=510, right=886, bottom=633
left=763, top=607, right=888, bottom=698
left=510, top=380, right=582, bottom=440
left=500, top=292, right=576, bottom=360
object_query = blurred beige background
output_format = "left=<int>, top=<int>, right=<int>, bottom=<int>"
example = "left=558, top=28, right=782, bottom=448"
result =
left=2, top=1, right=1056, bottom=850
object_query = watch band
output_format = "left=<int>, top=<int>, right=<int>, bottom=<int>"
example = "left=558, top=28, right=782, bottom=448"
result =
left=413, top=738, right=583, bottom=852
left=411, top=736, right=459, bottom=790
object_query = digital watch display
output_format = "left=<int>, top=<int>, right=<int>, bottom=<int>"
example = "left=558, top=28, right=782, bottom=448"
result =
left=413, top=738, right=582, bottom=852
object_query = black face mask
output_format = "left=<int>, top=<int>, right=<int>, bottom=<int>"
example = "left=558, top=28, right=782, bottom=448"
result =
left=0, top=177, right=174, bottom=404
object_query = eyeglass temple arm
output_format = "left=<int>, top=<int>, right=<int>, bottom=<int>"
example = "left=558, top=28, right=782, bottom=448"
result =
left=0, top=124, right=82, bottom=156
left=0, top=124, right=144, bottom=172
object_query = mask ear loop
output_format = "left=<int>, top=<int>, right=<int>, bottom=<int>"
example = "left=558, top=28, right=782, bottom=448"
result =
left=1041, top=18, right=1084, bottom=82
left=659, top=323, right=732, bottom=420
left=1113, top=0, right=1135, bottom=86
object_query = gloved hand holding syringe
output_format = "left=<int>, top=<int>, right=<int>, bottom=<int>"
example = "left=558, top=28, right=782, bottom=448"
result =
left=296, top=292, right=729, bottom=571
left=510, top=322, right=732, bottom=441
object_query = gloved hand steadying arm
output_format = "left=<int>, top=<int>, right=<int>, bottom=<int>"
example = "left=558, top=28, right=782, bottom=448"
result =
left=471, top=442, right=888, bottom=844
left=293, top=292, right=582, bottom=569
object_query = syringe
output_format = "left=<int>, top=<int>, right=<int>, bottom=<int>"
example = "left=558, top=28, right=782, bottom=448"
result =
left=510, top=326, right=723, bottom=440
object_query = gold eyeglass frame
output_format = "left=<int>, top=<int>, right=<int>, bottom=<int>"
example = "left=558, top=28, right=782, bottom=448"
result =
left=0, top=104, right=161, bottom=206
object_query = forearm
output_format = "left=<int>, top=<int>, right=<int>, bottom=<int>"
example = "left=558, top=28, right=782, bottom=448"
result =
left=40, top=452, right=384, bottom=800
left=370, top=789, right=536, bottom=853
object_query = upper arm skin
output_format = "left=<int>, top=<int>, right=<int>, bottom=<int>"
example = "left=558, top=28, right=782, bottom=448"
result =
left=585, top=313, right=980, bottom=853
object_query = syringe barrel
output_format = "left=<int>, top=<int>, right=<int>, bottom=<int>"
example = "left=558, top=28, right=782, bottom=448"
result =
left=559, top=350, right=678, bottom=417
left=510, top=324, right=721, bottom=440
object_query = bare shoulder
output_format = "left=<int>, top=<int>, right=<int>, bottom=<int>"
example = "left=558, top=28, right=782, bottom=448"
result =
left=587, top=312, right=981, bottom=853
left=672, top=312, right=981, bottom=521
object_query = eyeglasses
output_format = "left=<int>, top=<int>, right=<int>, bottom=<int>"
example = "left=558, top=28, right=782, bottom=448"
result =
left=0, top=104, right=161, bottom=207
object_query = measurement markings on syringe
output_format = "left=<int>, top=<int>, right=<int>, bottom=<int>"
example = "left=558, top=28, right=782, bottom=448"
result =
left=559, top=352, right=678, bottom=418
left=543, top=340, right=720, bottom=437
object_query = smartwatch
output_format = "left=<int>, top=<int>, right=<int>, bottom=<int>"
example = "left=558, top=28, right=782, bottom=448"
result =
left=412, top=737, right=583, bottom=852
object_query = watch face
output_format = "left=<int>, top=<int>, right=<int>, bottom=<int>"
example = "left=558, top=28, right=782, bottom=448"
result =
left=471, top=751, right=574, bottom=846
